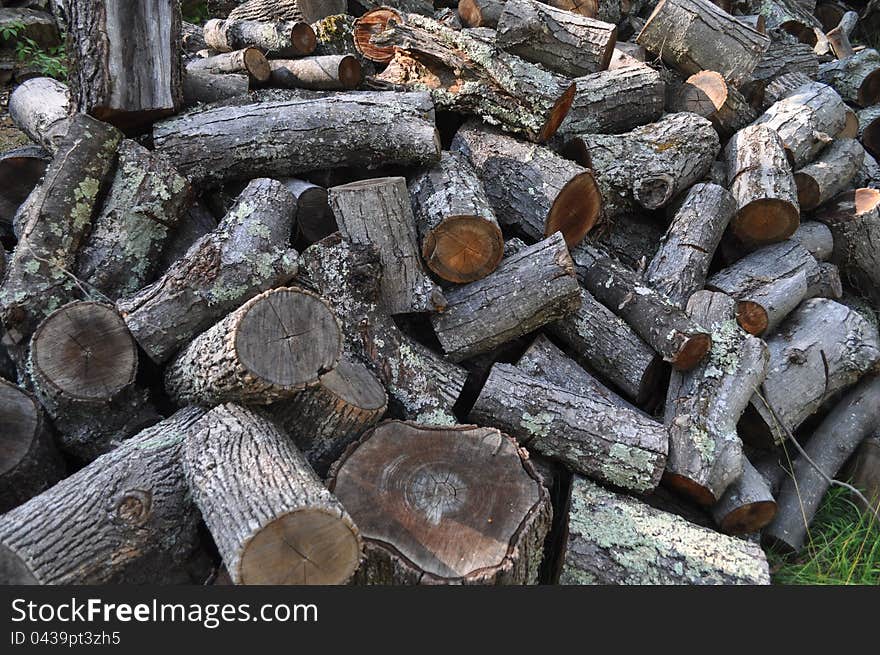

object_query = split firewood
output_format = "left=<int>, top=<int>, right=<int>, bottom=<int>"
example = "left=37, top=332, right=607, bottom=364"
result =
left=0, top=146, right=49, bottom=226
left=182, top=70, right=249, bottom=105
left=410, top=151, right=504, bottom=284
left=814, top=188, right=880, bottom=309
left=458, top=0, right=506, bottom=26
left=672, top=70, right=757, bottom=137
left=764, top=375, right=880, bottom=552
left=0, top=115, right=122, bottom=370
left=204, top=18, right=317, bottom=57
left=282, top=178, right=335, bottom=244
left=228, top=0, right=347, bottom=23
left=186, top=48, right=271, bottom=83
left=741, top=298, right=880, bottom=447
left=711, top=459, right=778, bottom=535
left=636, top=0, right=770, bottom=85
left=328, top=421, right=551, bottom=584
left=559, top=475, right=771, bottom=584
left=859, top=104, right=880, bottom=159
left=117, top=178, right=299, bottom=364
left=663, top=291, right=769, bottom=506
left=645, top=183, right=737, bottom=309
left=818, top=47, right=880, bottom=107
left=452, top=121, right=601, bottom=247
left=165, top=287, right=341, bottom=406
left=269, top=55, right=362, bottom=90
left=153, top=90, right=441, bottom=185
left=431, top=232, right=580, bottom=362
left=565, top=112, right=719, bottom=218
left=330, top=176, right=446, bottom=315
left=0, top=377, right=65, bottom=514
left=0, top=407, right=207, bottom=584
left=826, top=10, right=858, bottom=59
left=66, top=0, right=182, bottom=128
left=7, top=77, right=70, bottom=152
left=184, top=403, right=362, bottom=585
left=794, top=138, right=865, bottom=210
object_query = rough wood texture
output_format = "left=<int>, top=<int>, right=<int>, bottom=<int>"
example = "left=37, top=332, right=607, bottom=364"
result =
left=452, top=120, right=601, bottom=247
left=459, top=0, right=506, bottom=27
left=183, top=403, right=362, bottom=585
left=747, top=42, right=819, bottom=108
left=228, top=0, right=346, bottom=23
left=0, top=408, right=206, bottom=584
left=711, top=458, right=778, bottom=535
left=636, top=0, right=769, bottom=84
left=7, top=76, right=69, bottom=152
left=470, top=363, right=668, bottom=492
left=186, top=48, right=271, bottom=83
left=0, top=377, right=64, bottom=514
left=0, top=145, right=49, bottom=227
left=153, top=90, right=440, bottom=185
left=673, top=70, right=757, bottom=138
left=203, top=18, right=317, bottom=57
left=741, top=298, right=880, bottom=446
left=431, top=233, right=581, bottom=362
left=0, top=115, right=122, bottom=370
left=269, top=55, right=362, bottom=90
left=560, top=475, right=771, bottom=584
left=794, top=138, right=864, bottom=211
left=723, top=124, right=800, bottom=246
left=117, top=178, right=299, bottom=364
left=764, top=375, right=880, bottom=552
left=330, top=177, right=445, bottom=315
left=183, top=69, right=249, bottom=105
left=860, top=105, right=880, bottom=159
left=663, top=291, right=768, bottom=506
left=67, top=0, right=183, bottom=128
left=328, top=421, right=551, bottom=585
left=645, top=183, right=737, bottom=309
left=410, top=151, right=504, bottom=284
left=819, top=48, right=880, bottom=107
left=496, top=0, right=616, bottom=77
left=165, top=287, right=341, bottom=406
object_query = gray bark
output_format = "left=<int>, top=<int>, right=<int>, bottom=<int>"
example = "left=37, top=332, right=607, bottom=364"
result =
left=203, top=18, right=317, bottom=57
left=711, top=458, right=778, bottom=535
left=818, top=48, right=880, bottom=107
left=794, top=138, right=864, bottom=211
left=7, top=76, right=69, bottom=152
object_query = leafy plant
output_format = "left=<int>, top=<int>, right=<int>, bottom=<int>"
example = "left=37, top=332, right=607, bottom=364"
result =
left=181, top=1, right=210, bottom=24
left=0, top=19, right=26, bottom=42
left=0, top=19, right=68, bottom=81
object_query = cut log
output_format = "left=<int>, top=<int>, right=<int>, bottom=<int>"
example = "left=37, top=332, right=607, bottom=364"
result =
left=0, top=146, right=49, bottom=226
left=269, top=55, right=362, bottom=90
left=723, top=124, right=800, bottom=246
left=571, top=244, right=713, bottom=371
left=165, top=287, right=341, bottom=406
left=186, top=48, right=271, bottom=83
left=228, top=0, right=347, bottom=23
left=711, top=458, right=778, bottom=535
left=203, top=18, right=317, bottom=57
left=846, top=434, right=880, bottom=514
left=67, top=0, right=183, bottom=129
left=496, top=0, right=616, bottom=77
left=636, top=0, right=770, bottom=84
left=182, top=70, right=249, bottom=105
left=0, top=115, right=122, bottom=370
left=184, top=403, right=361, bottom=585
left=794, top=138, right=864, bottom=211
left=0, top=407, right=206, bottom=584
left=762, top=71, right=816, bottom=108
left=269, top=357, right=387, bottom=477
left=663, top=291, right=768, bottom=506
left=673, top=70, right=757, bottom=137
left=431, top=233, right=581, bottom=362
left=282, top=178, right=335, bottom=244
left=153, top=90, right=440, bottom=185
left=565, top=112, right=719, bottom=218
left=451, top=120, right=602, bottom=248
left=0, top=377, right=64, bottom=514
left=560, top=475, right=771, bottom=584
left=471, top=363, right=667, bottom=491
left=740, top=298, right=880, bottom=447
left=117, top=178, right=298, bottom=364
left=764, top=375, right=880, bottom=552
left=330, top=177, right=445, bottom=315
left=818, top=48, right=880, bottom=107
left=458, top=0, right=506, bottom=27
left=645, top=182, right=737, bottom=309
left=328, top=421, right=550, bottom=585
left=410, top=151, right=504, bottom=284
left=860, top=105, right=880, bottom=159
left=312, top=13, right=361, bottom=58
left=7, top=77, right=69, bottom=152
left=558, top=65, right=665, bottom=136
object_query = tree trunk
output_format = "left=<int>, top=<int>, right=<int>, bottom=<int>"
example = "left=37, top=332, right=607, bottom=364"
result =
left=153, top=90, right=440, bottom=185
left=673, top=70, right=757, bottom=138
left=183, top=403, right=362, bottom=585
left=451, top=120, right=601, bottom=248
left=431, top=233, right=581, bottom=362
left=794, top=139, right=865, bottom=211
left=269, top=55, right=362, bottom=90
left=711, top=458, right=778, bottom=535
left=458, top=0, right=506, bottom=27
left=186, top=48, right=271, bottom=82
left=0, top=145, right=49, bottom=227
left=560, top=475, right=771, bottom=584
left=0, top=407, right=207, bottom=584
left=7, top=76, right=69, bottom=152
left=182, top=69, right=249, bottom=105
left=410, top=151, right=504, bottom=284
left=67, top=0, right=183, bottom=129
left=117, top=178, right=299, bottom=364
left=203, top=18, right=317, bottom=57
left=818, top=48, right=880, bottom=107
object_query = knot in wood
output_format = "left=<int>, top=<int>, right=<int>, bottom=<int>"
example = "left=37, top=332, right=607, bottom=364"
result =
left=115, top=489, right=152, bottom=526
left=404, top=466, right=466, bottom=526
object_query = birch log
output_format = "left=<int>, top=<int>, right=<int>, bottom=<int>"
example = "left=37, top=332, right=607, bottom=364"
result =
left=7, top=77, right=69, bottom=152
left=203, top=18, right=317, bottom=57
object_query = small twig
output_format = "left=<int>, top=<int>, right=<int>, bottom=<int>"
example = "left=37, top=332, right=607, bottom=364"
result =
left=23, top=241, right=114, bottom=306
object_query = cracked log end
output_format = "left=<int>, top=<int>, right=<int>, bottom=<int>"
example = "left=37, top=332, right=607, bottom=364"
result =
left=732, top=198, right=800, bottom=245
left=546, top=169, right=602, bottom=248
left=422, top=215, right=505, bottom=284
left=737, top=299, right=769, bottom=336
left=354, top=8, right=401, bottom=64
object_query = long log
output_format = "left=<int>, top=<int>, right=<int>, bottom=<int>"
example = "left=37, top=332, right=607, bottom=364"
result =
left=794, top=138, right=865, bottom=210
left=269, top=55, right=362, bottom=90
left=203, top=18, right=317, bottom=57
left=7, top=77, right=69, bottom=152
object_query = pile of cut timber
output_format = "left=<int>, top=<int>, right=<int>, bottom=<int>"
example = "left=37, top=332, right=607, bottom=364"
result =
left=2, top=0, right=880, bottom=586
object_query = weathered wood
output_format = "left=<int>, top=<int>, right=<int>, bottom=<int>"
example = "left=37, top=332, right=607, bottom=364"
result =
left=860, top=105, right=880, bottom=159
left=153, top=91, right=441, bottom=185
left=328, top=421, right=551, bottom=585
left=471, top=363, right=667, bottom=491
left=228, top=0, right=347, bottom=23
left=452, top=120, right=602, bottom=247
left=809, top=261, right=843, bottom=299
left=846, top=433, right=880, bottom=513
left=431, top=233, right=581, bottom=362
left=186, top=48, right=271, bottom=83
left=711, top=458, right=778, bottom=535
left=0, top=408, right=206, bottom=584
left=184, top=403, right=362, bottom=585
left=269, top=55, right=362, bottom=90
left=819, top=48, right=880, bottom=107
left=7, top=77, right=69, bottom=152
left=673, top=70, right=758, bottom=137
left=560, top=475, right=771, bottom=584
left=117, top=178, right=299, bottom=364
left=458, top=0, right=506, bottom=27
left=203, top=18, right=317, bottom=57
left=0, top=146, right=49, bottom=227
left=794, top=138, right=864, bottom=210
left=182, top=69, right=249, bottom=105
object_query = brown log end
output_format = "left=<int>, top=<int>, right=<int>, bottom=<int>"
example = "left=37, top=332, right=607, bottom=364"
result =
left=736, top=300, right=768, bottom=336
left=840, top=109, right=859, bottom=139
left=718, top=500, right=777, bottom=535
left=662, top=472, right=717, bottom=507
left=864, top=114, right=880, bottom=159
left=546, top=170, right=603, bottom=248
left=422, top=215, right=505, bottom=284
left=353, top=8, right=401, bottom=64
left=732, top=199, right=800, bottom=245
left=859, top=69, right=880, bottom=107
left=244, top=47, right=271, bottom=82
left=0, top=379, right=40, bottom=478
left=818, top=188, right=880, bottom=224
left=290, top=22, right=318, bottom=56
left=672, top=332, right=712, bottom=372
left=677, top=70, right=728, bottom=119
left=794, top=172, right=821, bottom=212
left=337, top=55, right=363, bottom=89
left=458, top=0, right=486, bottom=27
left=540, top=82, right=577, bottom=143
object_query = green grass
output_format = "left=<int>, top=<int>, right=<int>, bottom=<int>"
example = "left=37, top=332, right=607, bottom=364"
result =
left=770, top=487, right=880, bottom=585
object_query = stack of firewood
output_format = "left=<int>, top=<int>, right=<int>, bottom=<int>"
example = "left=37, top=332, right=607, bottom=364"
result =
left=0, top=0, right=879, bottom=586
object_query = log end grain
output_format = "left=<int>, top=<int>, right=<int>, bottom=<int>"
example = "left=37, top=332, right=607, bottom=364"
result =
left=717, top=499, right=777, bottom=535
left=546, top=169, right=603, bottom=248
left=733, top=198, right=801, bottom=245
left=353, top=8, right=399, bottom=63
left=422, top=215, right=505, bottom=284
left=243, top=46, right=272, bottom=82
left=672, top=332, right=713, bottom=372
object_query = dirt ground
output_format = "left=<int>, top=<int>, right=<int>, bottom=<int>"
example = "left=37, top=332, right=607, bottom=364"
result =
left=0, top=86, right=30, bottom=151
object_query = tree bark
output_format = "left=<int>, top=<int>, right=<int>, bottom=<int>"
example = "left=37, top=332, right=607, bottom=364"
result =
left=117, top=178, right=299, bottom=364
left=153, top=90, right=440, bottom=185
left=7, top=76, right=69, bottom=152
left=0, top=407, right=207, bottom=584
left=269, top=55, right=362, bottom=90
left=0, top=145, right=49, bottom=227
left=183, top=403, right=362, bottom=585
left=186, top=48, right=271, bottom=83
left=673, top=70, right=757, bottom=138
left=859, top=105, right=880, bottom=160
left=560, top=475, right=771, bottom=584
left=182, top=69, right=249, bottom=105
left=227, top=0, right=347, bottom=23
left=818, top=48, right=880, bottom=107
left=711, top=458, right=778, bottom=535
left=203, top=18, right=317, bottom=57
